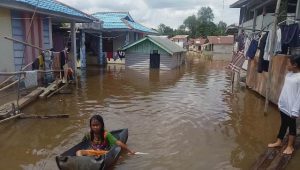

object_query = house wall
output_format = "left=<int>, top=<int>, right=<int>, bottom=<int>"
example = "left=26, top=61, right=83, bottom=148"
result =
left=126, top=53, right=173, bottom=70
left=213, top=44, right=233, bottom=54
left=242, top=13, right=274, bottom=33
left=0, top=8, right=15, bottom=74
left=11, top=11, right=25, bottom=71
left=246, top=54, right=289, bottom=105
left=173, top=39, right=187, bottom=48
left=170, top=52, right=186, bottom=68
left=113, top=34, right=126, bottom=52
left=125, top=39, right=186, bottom=70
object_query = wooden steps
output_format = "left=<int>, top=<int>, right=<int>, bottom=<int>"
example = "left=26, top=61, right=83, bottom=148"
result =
left=252, top=135, right=300, bottom=170
left=39, top=80, right=62, bottom=99
left=0, top=87, right=44, bottom=120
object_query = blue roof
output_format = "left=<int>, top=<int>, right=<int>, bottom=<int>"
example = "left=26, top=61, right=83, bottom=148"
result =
left=13, top=0, right=95, bottom=22
left=92, top=12, right=157, bottom=34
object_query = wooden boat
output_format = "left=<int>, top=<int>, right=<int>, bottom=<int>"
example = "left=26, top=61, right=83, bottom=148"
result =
left=56, top=129, right=128, bottom=170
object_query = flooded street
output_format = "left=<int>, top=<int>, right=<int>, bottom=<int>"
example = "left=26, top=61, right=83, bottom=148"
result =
left=0, top=57, right=298, bottom=170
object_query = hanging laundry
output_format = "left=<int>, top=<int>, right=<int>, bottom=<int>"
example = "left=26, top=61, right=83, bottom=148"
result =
left=107, top=52, right=113, bottom=61
left=60, top=51, right=66, bottom=69
left=246, top=39, right=258, bottom=59
left=32, top=58, right=39, bottom=70
left=52, top=52, right=61, bottom=70
left=24, top=71, right=38, bottom=88
left=227, top=51, right=246, bottom=73
left=38, top=53, right=45, bottom=70
left=118, top=51, right=125, bottom=61
left=258, top=32, right=269, bottom=73
left=263, top=28, right=282, bottom=61
left=237, top=32, right=245, bottom=52
left=113, top=52, right=119, bottom=61
left=281, top=23, right=300, bottom=47
left=244, top=37, right=252, bottom=57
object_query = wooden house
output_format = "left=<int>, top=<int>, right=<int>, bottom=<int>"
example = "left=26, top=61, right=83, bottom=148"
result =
left=0, top=0, right=95, bottom=76
left=122, top=35, right=186, bottom=70
left=91, top=12, right=158, bottom=65
left=170, top=35, right=189, bottom=49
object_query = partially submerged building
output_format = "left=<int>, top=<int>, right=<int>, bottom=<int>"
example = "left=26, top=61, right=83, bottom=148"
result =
left=90, top=12, right=157, bottom=64
left=171, top=35, right=189, bottom=49
left=230, top=0, right=300, bottom=104
left=0, top=0, right=96, bottom=74
left=230, top=0, right=297, bottom=33
left=188, top=38, right=208, bottom=52
left=123, top=35, right=186, bottom=70
left=207, top=36, right=234, bottom=54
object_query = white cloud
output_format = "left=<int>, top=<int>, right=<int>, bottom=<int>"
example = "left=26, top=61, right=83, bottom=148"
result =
left=59, top=0, right=240, bottom=29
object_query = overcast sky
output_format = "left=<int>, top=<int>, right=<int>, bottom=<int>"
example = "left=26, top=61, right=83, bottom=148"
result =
left=60, top=0, right=240, bottom=29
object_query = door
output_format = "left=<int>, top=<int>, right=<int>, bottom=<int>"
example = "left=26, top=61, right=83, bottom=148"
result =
left=150, top=50, right=160, bottom=69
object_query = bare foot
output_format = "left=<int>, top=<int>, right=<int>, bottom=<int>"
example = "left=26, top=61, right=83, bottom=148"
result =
left=283, top=146, right=294, bottom=155
left=268, top=140, right=282, bottom=148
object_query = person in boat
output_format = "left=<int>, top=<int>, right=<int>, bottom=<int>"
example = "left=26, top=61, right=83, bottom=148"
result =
left=268, top=54, right=300, bottom=154
left=76, top=114, right=135, bottom=156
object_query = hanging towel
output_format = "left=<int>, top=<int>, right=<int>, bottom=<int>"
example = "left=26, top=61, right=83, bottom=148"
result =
left=107, top=52, right=113, bottom=61
left=244, top=37, right=251, bottom=57
left=52, top=52, right=61, bottom=71
left=24, top=71, right=38, bottom=88
left=263, top=28, right=282, bottom=61
left=246, top=39, right=258, bottom=59
left=282, top=24, right=299, bottom=47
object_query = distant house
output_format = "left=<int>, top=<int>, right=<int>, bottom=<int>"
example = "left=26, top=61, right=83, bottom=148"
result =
left=206, top=36, right=234, bottom=54
left=170, top=35, right=189, bottom=49
left=189, top=38, right=208, bottom=52
left=122, top=35, right=186, bottom=70
left=91, top=12, right=158, bottom=64
left=0, top=0, right=95, bottom=75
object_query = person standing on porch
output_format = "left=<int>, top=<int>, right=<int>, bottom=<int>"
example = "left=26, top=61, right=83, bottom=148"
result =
left=268, top=54, right=300, bottom=154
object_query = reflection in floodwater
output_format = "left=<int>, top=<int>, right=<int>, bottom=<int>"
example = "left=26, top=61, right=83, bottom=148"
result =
left=0, top=56, right=296, bottom=170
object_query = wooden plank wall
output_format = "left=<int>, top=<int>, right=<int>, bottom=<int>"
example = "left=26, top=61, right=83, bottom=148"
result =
left=246, top=54, right=289, bottom=104
left=126, top=53, right=173, bottom=70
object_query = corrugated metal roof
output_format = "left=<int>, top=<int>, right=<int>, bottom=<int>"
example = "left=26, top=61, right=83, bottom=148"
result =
left=92, top=12, right=157, bottom=34
left=171, top=35, right=189, bottom=39
left=11, top=0, right=95, bottom=21
left=123, top=35, right=186, bottom=55
left=126, top=20, right=157, bottom=34
left=207, top=36, right=234, bottom=45
left=230, top=0, right=249, bottom=8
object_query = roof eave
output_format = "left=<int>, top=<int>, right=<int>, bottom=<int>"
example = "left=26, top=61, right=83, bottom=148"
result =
left=230, top=0, right=249, bottom=8
left=147, top=38, right=173, bottom=55
left=0, top=3, right=94, bottom=23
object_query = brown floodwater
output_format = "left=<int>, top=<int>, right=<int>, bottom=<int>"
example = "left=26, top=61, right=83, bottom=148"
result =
left=0, top=57, right=298, bottom=170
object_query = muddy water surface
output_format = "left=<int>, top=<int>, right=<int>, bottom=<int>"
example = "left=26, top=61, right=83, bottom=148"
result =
left=0, top=57, right=297, bottom=170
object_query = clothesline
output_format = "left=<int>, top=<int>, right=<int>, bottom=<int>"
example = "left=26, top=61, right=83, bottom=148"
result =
left=84, top=31, right=127, bottom=39
left=0, top=32, right=65, bottom=54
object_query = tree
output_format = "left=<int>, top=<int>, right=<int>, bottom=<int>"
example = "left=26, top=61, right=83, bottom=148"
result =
left=216, top=21, right=227, bottom=35
left=157, top=23, right=175, bottom=37
left=183, top=15, right=198, bottom=38
left=197, top=7, right=214, bottom=23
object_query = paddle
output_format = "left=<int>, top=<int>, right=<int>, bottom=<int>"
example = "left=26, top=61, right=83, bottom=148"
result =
left=133, top=152, right=149, bottom=155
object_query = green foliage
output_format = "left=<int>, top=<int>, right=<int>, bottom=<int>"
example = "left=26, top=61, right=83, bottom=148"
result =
left=157, top=7, right=228, bottom=38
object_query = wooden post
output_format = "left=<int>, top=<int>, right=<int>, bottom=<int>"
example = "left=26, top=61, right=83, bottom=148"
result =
left=253, top=9, right=257, bottom=32
left=80, top=30, right=86, bottom=68
left=98, top=32, right=103, bottom=65
left=70, top=22, right=77, bottom=81
left=296, top=0, right=300, bottom=21
left=264, top=0, right=282, bottom=113
left=49, top=18, right=53, bottom=48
